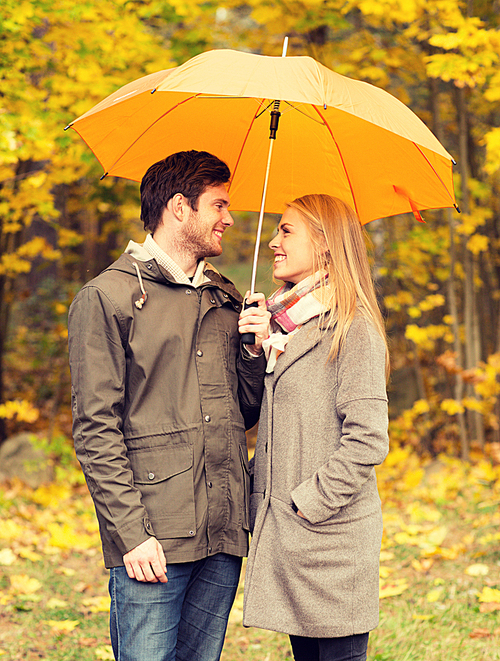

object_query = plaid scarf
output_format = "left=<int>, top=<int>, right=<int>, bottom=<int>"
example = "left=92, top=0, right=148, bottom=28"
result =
left=263, top=272, right=329, bottom=372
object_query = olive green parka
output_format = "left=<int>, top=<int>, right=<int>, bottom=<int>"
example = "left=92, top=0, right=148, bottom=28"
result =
left=68, top=242, right=265, bottom=568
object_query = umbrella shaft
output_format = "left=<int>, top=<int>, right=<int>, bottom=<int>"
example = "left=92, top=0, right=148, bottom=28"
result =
left=250, top=138, right=275, bottom=294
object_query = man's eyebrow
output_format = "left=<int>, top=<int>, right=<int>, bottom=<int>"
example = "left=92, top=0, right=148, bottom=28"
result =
left=213, top=198, right=230, bottom=206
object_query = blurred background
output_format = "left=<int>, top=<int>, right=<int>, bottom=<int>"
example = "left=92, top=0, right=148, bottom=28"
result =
left=2, top=0, right=500, bottom=469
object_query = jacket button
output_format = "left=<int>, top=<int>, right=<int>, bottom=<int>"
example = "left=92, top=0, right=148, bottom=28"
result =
left=223, top=293, right=228, bottom=298
left=197, top=350, right=203, bottom=357
left=148, top=472, right=155, bottom=480
left=185, top=289, right=192, bottom=295
left=210, top=299, right=215, bottom=304
left=146, top=264, right=153, bottom=270
left=207, top=481, right=213, bottom=488
left=204, top=415, right=211, bottom=422
left=208, top=546, right=212, bottom=553
left=189, top=530, right=195, bottom=536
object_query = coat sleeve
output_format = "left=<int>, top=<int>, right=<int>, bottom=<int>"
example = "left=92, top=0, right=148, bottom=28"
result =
left=68, top=285, right=154, bottom=556
left=236, top=348, right=266, bottom=430
left=290, top=317, right=389, bottom=524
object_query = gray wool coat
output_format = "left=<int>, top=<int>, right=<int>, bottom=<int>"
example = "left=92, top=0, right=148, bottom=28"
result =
left=243, top=315, right=389, bottom=638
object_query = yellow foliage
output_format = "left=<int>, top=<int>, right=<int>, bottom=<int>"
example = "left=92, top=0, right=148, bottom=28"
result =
left=465, top=563, right=489, bottom=577
left=467, top=234, right=489, bottom=255
left=379, top=578, right=409, bottom=599
left=81, top=596, right=110, bottom=613
left=9, top=574, right=42, bottom=595
left=42, top=620, right=80, bottom=633
left=32, top=483, right=72, bottom=507
left=478, top=587, right=500, bottom=604
left=426, top=587, right=444, bottom=603
left=441, top=398, right=465, bottom=416
left=0, top=400, right=39, bottom=423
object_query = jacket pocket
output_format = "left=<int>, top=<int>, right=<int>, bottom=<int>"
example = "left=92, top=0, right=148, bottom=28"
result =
left=128, top=443, right=196, bottom=539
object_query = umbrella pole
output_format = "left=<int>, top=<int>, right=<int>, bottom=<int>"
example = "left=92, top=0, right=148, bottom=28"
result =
left=241, top=37, right=287, bottom=345
left=249, top=138, right=275, bottom=295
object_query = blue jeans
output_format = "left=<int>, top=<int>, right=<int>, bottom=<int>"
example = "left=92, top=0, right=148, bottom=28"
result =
left=109, top=553, right=242, bottom=661
left=289, top=632, right=369, bottom=661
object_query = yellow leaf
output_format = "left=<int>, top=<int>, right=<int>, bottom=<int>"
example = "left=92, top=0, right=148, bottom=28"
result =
left=413, top=614, right=434, bottom=621
left=42, top=620, right=80, bottom=633
left=81, top=596, right=110, bottom=613
left=46, top=598, right=69, bottom=609
left=95, top=646, right=115, bottom=661
left=426, top=587, right=444, bottom=603
left=478, top=587, right=500, bottom=603
left=465, top=563, right=489, bottom=577
left=18, top=548, right=43, bottom=562
left=379, top=579, right=409, bottom=599
left=379, top=551, right=395, bottom=562
left=379, top=566, right=393, bottom=578
left=9, top=574, right=42, bottom=595
left=0, top=548, right=17, bottom=566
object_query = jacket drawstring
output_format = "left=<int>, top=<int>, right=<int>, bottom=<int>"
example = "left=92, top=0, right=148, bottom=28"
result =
left=132, top=262, right=148, bottom=309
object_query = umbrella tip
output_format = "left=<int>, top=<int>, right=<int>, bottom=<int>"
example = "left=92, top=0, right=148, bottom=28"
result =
left=64, top=124, right=72, bottom=131
left=151, top=88, right=157, bottom=94
left=452, top=158, right=457, bottom=165
left=454, top=203, right=461, bottom=214
left=100, top=172, right=109, bottom=180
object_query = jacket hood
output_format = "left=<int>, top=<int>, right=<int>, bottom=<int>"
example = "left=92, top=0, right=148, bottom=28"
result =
left=102, top=246, right=243, bottom=307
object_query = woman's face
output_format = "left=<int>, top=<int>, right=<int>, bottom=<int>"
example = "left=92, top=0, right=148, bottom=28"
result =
left=269, top=208, right=316, bottom=285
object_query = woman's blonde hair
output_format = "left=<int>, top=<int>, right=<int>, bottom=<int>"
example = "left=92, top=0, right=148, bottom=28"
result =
left=286, top=194, right=389, bottom=377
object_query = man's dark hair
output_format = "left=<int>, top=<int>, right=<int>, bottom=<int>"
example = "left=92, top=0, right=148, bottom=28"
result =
left=140, top=150, right=231, bottom=233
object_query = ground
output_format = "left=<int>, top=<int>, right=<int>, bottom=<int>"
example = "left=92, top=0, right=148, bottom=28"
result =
left=0, top=446, right=499, bottom=660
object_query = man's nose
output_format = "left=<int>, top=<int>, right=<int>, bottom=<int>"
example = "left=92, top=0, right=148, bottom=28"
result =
left=223, top=210, right=234, bottom=227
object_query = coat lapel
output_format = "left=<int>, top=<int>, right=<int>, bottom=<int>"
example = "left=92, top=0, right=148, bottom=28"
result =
left=271, top=319, right=328, bottom=385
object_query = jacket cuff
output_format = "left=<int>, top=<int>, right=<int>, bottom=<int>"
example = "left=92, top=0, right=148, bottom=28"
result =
left=111, top=516, right=157, bottom=556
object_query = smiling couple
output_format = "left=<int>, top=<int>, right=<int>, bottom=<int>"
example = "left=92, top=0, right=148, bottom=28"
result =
left=68, top=150, right=389, bottom=661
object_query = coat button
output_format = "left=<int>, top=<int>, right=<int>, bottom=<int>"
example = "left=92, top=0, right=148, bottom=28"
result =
left=146, top=263, right=153, bottom=270
left=189, top=530, right=195, bottom=536
left=204, top=415, right=211, bottom=422
left=223, top=293, right=228, bottom=298
left=210, top=298, right=215, bottom=304
left=185, top=289, right=192, bottom=295
left=207, top=481, right=213, bottom=488
left=208, top=546, right=212, bottom=553
left=197, top=350, right=203, bottom=357
left=148, top=472, right=155, bottom=480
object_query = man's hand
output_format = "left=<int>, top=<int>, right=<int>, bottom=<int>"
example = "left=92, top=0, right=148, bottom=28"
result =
left=238, top=291, right=271, bottom=355
left=123, top=537, right=167, bottom=583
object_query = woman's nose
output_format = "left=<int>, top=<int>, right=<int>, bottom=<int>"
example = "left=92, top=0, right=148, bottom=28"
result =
left=269, top=235, right=279, bottom=250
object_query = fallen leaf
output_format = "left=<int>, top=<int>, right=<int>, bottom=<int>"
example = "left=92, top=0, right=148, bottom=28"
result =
left=465, top=563, right=489, bottom=576
left=46, top=598, right=69, bottom=609
left=0, top=548, right=17, bottom=566
left=426, top=588, right=444, bottom=603
left=469, top=628, right=491, bottom=639
left=18, top=548, right=43, bottom=562
left=479, top=603, right=500, bottom=613
left=81, top=596, right=110, bottom=613
left=95, top=645, right=114, bottom=660
left=9, top=574, right=42, bottom=595
left=478, top=586, right=500, bottom=603
left=379, top=579, right=410, bottom=599
left=42, top=619, right=80, bottom=633
left=379, top=566, right=393, bottom=578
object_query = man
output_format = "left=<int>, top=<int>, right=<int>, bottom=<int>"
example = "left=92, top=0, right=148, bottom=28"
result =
left=68, top=150, right=269, bottom=661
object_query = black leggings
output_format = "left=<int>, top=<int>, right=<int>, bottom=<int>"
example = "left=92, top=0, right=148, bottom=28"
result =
left=289, top=632, right=369, bottom=661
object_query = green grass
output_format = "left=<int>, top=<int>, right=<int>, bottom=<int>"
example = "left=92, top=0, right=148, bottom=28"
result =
left=1, top=454, right=499, bottom=660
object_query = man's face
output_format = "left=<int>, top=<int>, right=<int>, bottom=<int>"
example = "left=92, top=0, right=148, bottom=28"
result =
left=180, top=184, right=233, bottom=260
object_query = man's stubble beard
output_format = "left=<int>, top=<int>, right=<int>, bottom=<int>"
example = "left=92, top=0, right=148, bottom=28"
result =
left=174, top=209, right=222, bottom=262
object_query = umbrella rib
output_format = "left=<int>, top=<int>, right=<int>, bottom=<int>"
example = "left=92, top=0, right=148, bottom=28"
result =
left=413, top=143, right=457, bottom=208
left=228, top=100, right=264, bottom=194
left=312, top=106, right=361, bottom=218
left=105, top=94, right=200, bottom=174
left=283, top=101, right=324, bottom=124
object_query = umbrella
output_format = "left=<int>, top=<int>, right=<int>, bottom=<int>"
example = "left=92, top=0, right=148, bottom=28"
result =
left=66, top=47, right=457, bottom=338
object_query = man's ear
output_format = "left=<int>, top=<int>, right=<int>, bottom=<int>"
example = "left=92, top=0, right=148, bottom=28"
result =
left=169, top=193, right=188, bottom=222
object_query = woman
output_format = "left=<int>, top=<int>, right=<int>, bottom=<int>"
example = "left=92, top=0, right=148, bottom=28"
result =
left=238, top=194, right=389, bottom=661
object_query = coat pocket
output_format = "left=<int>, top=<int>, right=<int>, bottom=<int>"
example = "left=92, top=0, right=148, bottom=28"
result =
left=128, top=442, right=196, bottom=539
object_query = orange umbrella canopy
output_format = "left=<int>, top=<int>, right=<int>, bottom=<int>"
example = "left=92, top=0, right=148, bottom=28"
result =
left=68, top=49, right=456, bottom=224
